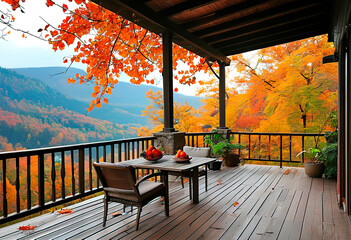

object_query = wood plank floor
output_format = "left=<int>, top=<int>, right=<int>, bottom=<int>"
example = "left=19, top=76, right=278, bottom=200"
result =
left=1, top=165, right=351, bottom=240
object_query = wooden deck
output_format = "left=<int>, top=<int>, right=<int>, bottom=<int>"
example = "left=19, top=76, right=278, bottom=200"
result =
left=1, top=165, right=351, bottom=240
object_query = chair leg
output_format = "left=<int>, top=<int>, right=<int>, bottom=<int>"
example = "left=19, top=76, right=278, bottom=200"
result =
left=189, top=177, right=192, bottom=199
left=103, top=196, right=108, bottom=227
left=181, top=176, right=184, bottom=188
left=123, top=204, right=126, bottom=212
left=136, top=207, right=142, bottom=231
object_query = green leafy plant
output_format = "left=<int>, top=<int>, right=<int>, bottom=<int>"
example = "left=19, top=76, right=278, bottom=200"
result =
left=319, top=143, right=337, bottom=179
left=296, top=147, right=321, bottom=162
left=204, top=132, right=245, bottom=156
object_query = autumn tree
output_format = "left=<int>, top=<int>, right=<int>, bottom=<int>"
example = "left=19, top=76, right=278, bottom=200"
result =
left=0, top=0, right=210, bottom=112
left=196, top=35, right=337, bottom=133
left=135, top=90, right=202, bottom=136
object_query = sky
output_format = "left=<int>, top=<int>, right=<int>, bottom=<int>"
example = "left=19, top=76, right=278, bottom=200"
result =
left=0, top=0, right=213, bottom=96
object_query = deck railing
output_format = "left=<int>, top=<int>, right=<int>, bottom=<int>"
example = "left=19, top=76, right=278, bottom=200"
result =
left=1, top=131, right=324, bottom=224
left=229, top=132, right=324, bottom=167
left=0, top=136, right=156, bottom=224
left=185, top=131, right=324, bottom=167
left=185, top=132, right=216, bottom=147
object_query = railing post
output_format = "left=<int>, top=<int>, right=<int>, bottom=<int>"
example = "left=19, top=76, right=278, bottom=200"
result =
left=2, top=158, right=8, bottom=217
left=280, top=135, right=283, bottom=168
left=289, top=135, right=292, bottom=162
left=268, top=135, right=271, bottom=161
left=111, top=144, right=115, bottom=163
left=79, top=148, right=85, bottom=194
left=248, top=134, right=251, bottom=160
left=38, top=153, right=45, bottom=207
left=27, top=156, right=32, bottom=209
left=258, top=135, right=261, bottom=160
left=16, top=157, right=20, bottom=213
left=238, top=133, right=241, bottom=156
left=61, top=151, right=65, bottom=199
left=302, top=135, right=305, bottom=163
left=89, top=147, right=92, bottom=191
left=51, top=153, right=55, bottom=202
left=71, top=150, right=75, bottom=196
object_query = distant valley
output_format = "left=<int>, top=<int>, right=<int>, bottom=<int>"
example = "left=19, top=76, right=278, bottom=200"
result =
left=12, top=67, right=204, bottom=126
left=0, top=67, right=204, bottom=150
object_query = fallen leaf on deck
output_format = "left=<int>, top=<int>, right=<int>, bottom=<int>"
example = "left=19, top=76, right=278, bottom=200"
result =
left=160, top=196, right=165, bottom=205
left=233, top=201, right=239, bottom=207
left=111, top=212, right=122, bottom=217
left=284, top=169, right=290, bottom=175
left=217, top=180, right=222, bottom=185
left=19, top=225, right=37, bottom=231
left=57, top=209, right=74, bottom=214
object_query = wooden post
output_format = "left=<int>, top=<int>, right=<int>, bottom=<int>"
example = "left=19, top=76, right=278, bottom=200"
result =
left=219, top=61, right=226, bottom=128
left=346, top=27, right=351, bottom=215
left=162, top=31, right=175, bottom=132
left=38, top=153, right=45, bottom=207
left=338, top=36, right=346, bottom=209
left=79, top=148, right=85, bottom=194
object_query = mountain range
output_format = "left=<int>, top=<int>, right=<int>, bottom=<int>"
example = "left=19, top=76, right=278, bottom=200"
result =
left=0, top=66, right=204, bottom=150
left=12, top=67, right=204, bottom=126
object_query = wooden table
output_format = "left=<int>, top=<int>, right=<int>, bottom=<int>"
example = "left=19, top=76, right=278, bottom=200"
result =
left=118, top=155, right=217, bottom=204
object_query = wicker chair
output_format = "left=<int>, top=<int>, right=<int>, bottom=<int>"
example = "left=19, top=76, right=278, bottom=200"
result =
left=93, top=162, right=169, bottom=230
left=169, top=146, right=211, bottom=199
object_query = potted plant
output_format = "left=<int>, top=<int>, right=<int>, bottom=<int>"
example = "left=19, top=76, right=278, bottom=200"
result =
left=297, top=148, right=324, bottom=178
left=205, top=132, right=245, bottom=167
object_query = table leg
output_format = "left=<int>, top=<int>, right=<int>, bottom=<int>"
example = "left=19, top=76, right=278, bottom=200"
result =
left=162, top=170, right=169, bottom=216
left=192, top=167, right=199, bottom=204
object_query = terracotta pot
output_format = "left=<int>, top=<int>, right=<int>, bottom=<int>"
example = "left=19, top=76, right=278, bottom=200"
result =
left=223, top=152, right=240, bottom=167
left=304, top=162, right=324, bottom=178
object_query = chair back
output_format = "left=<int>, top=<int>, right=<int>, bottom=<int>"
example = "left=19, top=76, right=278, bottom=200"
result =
left=93, top=162, right=136, bottom=191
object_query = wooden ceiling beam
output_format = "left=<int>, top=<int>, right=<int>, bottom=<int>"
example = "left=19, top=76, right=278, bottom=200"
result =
left=222, top=28, right=327, bottom=56
left=205, top=9, right=327, bottom=45
left=91, top=0, right=230, bottom=65
left=211, top=13, right=323, bottom=49
left=218, top=21, right=328, bottom=53
left=193, top=0, right=325, bottom=38
left=157, top=0, right=217, bottom=17
left=180, top=0, right=270, bottom=30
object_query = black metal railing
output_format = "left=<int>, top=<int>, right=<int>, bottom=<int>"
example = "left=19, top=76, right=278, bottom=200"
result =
left=185, top=132, right=216, bottom=147
left=230, top=132, right=324, bottom=167
left=0, top=136, right=156, bottom=224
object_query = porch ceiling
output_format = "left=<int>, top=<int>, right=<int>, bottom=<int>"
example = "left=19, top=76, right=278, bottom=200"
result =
left=91, top=0, right=332, bottom=64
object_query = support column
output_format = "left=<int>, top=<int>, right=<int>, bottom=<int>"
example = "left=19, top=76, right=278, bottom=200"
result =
left=153, top=132, right=185, bottom=155
left=338, top=37, right=346, bottom=209
left=218, top=61, right=227, bottom=129
left=347, top=27, right=351, bottom=215
left=162, top=31, right=175, bottom=132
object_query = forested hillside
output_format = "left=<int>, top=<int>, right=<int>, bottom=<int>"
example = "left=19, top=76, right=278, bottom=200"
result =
left=0, top=67, right=135, bottom=151
left=12, top=67, right=204, bottom=125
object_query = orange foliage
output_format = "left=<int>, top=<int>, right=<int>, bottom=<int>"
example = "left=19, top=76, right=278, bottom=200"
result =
left=1, top=0, right=211, bottom=112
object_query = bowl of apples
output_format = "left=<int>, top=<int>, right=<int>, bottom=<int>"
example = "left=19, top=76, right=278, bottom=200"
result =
left=173, top=149, right=192, bottom=163
left=140, top=146, right=163, bottom=161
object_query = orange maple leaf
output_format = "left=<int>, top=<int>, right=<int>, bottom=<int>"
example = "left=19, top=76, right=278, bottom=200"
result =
left=19, top=225, right=37, bottom=231
left=284, top=169, right=290, bottom=175
left=111, top=212, right=122, bottom=217
left=217, top=180, right=222, bottom=185
left=233, top=201, right=239, bottom=207
left=57, top=209, right=74, bottom=214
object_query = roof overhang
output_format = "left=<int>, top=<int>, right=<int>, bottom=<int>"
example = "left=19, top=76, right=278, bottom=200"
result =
left=92, top=0, right=334, bottom=64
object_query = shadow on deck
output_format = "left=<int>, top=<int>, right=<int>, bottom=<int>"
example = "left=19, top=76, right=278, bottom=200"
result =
left=1, top=165, right=350, bottom=239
